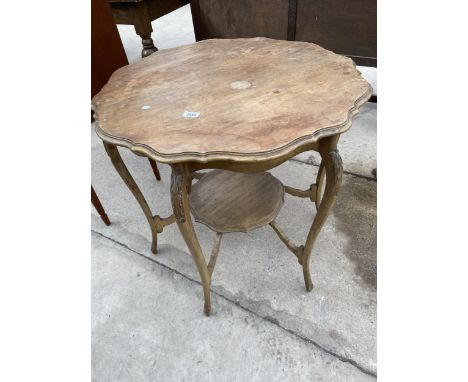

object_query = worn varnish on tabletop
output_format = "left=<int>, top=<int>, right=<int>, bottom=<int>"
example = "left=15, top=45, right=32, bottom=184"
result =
left=93, top=38, right=372, bottom=163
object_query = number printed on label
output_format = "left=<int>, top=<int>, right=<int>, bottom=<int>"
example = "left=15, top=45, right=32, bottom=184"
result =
left=183, top=111, right=201, bottom=119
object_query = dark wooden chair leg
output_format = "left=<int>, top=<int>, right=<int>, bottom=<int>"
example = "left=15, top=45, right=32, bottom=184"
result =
left=148, top=158, right=162, bottom=181
left=134, top=2, right=158, bottom=57
left=91, top=186, right=111, bottom=226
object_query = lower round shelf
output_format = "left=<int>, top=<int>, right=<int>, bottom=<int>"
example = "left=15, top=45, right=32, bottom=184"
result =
left=189, top=170, right=284, bottom=233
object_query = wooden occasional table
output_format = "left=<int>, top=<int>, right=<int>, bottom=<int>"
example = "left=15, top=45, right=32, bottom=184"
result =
left=93, top=38, right=371, bottom=315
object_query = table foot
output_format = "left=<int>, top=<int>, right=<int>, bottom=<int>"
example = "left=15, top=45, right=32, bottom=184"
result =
left=91, top=186, right=111, bottom=226
left=303, top=267, right=314, bottom=292
left=151, top=235, right=158, bottom=254
left=171, top=167, right=213, bottom=315
left=141, top=37, right=158, bottom=58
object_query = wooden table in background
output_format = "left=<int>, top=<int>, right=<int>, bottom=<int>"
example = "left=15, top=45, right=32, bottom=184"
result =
left=92, top=38, right=372, bottom=315
left=190, top=0, right=376, bottom=68
left=108, top=0, right=189, bottom=57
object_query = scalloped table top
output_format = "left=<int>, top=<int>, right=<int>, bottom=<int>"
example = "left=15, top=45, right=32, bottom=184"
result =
left=93, top=38, right=372, bottom=164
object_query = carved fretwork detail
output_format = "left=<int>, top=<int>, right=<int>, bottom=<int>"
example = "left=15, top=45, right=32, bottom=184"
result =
left=170, top=172, right=186, bottom=223
left=329, top=149, right=343, bottom=195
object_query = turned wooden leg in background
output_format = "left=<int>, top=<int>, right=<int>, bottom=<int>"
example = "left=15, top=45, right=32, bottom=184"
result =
left=134, top=2, right=157, bottom=57
left=148, top=158, right=161, bottom=181
left=302, top=136, right=343, bottom=291
left=91, top=186, right=111, bottom=226
left=103, top=143, right=159, bottom=254
left=171, top=166, right=212, bottom=315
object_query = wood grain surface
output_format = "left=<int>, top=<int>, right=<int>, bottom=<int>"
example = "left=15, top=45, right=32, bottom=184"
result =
left=189, top=170, right=284, bottom=233
left=93, top=38, right=371, bottom=163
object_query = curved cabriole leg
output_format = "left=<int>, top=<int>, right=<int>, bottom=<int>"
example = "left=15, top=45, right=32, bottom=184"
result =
left=170, top=166, right=212, bottom=316
left=103, top=143, right=158, bottom=254
left=302, top=138, right=343, bottom=291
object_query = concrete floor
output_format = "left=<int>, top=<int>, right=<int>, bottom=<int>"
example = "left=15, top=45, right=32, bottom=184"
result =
left=91, top=5, right=377, bottom=381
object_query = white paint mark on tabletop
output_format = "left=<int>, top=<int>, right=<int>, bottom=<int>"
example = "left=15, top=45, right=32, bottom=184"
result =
left=230, top=80, right=251, bottom=90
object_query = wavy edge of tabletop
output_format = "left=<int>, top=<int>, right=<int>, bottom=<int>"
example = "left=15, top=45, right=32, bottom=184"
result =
left=93, top=38, right=373, bottom=165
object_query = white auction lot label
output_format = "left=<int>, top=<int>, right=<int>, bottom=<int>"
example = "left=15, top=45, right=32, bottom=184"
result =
left=183, top=111, right=201, bottom=118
